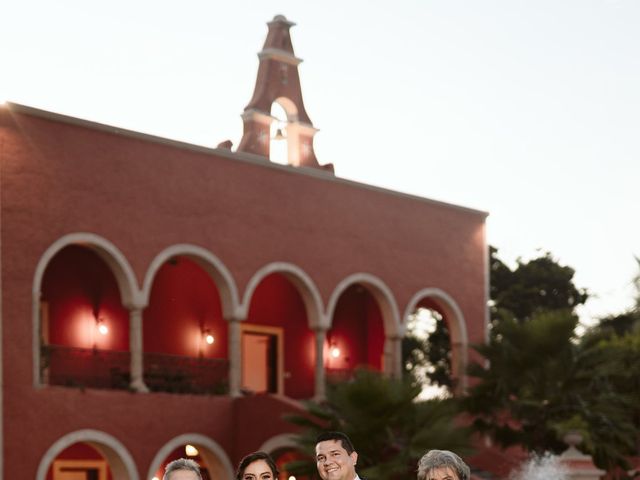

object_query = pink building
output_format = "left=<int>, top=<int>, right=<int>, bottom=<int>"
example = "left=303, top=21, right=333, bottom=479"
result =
left=0, top=15, right=487, bottom=480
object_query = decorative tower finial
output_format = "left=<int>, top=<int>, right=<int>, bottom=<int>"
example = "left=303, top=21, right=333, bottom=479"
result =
left=237, top=15, right=333, bottom=173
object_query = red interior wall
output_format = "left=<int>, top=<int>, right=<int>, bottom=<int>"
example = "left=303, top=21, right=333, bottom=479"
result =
left=274, top=449, right=311, bottom=480
left=45, top=442, right=113, bottom=480
left=417, top=297, right=445, bottom=315
left=144, top=257, right=227, bottom=358
left=246, top=273, right=314, bottom=399
left=329, top=285, right=384, bottom=371
left=41, top=245, right=129, bottom=350
left=365, top=294, right=385, bottom=369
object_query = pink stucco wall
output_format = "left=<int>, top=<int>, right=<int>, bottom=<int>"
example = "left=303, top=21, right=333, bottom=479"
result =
left=0, top=104, right=487, bottom=478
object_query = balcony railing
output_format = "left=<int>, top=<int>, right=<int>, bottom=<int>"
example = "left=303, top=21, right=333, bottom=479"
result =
left=42, top=345, right=228, bottom=395
left=144, top=351, right=228, bottom=395
left=43, top=345, right=131, bottom=390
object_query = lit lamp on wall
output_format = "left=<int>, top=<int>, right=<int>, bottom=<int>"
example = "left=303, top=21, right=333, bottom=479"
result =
left=93, top=314, right=109, bottom=349
left=96, top=317, right=109, bottom=336
left=326, top=333, right=343, bottom=368
left=185, top=444, right=199, bottom=457
left=199, top=327, right=215, bottom=357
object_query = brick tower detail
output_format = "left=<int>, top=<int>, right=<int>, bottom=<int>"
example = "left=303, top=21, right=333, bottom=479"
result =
left=237, top=15, right=333, bottom=172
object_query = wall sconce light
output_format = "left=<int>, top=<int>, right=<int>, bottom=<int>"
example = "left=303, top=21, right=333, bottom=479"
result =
left=326, top=332, right=342, bottom=361
left=185, top=444, right=199, bottom=457
left=96, top=317, right=109, bottom=336
left=203, top=329, right=214, bottom=345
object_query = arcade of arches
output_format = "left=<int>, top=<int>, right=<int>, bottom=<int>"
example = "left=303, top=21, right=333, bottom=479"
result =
left=37, top=242, right=468, bottom=477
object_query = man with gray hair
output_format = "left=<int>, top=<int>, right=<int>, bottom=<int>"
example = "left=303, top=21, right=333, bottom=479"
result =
left=163, top=458, right=203, bottom=480
left=417, top=450, right=470, bottom=480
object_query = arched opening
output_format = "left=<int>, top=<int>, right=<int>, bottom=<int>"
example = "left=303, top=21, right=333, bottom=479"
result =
left=147, top=435, right=234, bottom=480
left=270, top=101, right=289, bottom=165
left=143, top=256, right=228, bottom=395
left=404, top=302, right=452, bottom=398
left=403, top=289, right=468, bottom=394
left=40, top=245, right=130, bottom=390
left=272, top=447, right=312, bottom=480
left=45, top=442, right=113, bottom=480
left=244, top=272, right=315, bottom=398
left=149, top=445, right=212, bottom=480
left=326, top=284, right=385, bottom=381
left=36, top=430, right=138, bottom=480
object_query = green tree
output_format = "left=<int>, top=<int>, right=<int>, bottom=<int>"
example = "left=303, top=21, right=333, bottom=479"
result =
left=402, top=308, right=453, bottom=391
left=590, top=256, right=640, bottom=337
left=490, top=246, right=588, bottom=325
left=402, top=248, right=589, bottom=394
left=285, top=369, right=471, bottom=480
left=464, top=309, right=639, bottom=472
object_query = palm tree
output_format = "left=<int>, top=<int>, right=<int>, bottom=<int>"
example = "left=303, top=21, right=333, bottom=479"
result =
left=463, top=309, right=639, bottom=472
left=285, top=369, right=471, bottom=480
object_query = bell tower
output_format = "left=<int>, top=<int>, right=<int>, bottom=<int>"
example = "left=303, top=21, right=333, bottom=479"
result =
left=237, top=15, right=333, bottom=173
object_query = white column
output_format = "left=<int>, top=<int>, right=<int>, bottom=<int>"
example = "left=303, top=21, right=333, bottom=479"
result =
left=382, top=335, right=392, bottom=377
left=393, top=335, right=403, bottom=378
left=451, top=340, right=468, bottom=394
left=313, top=328, right=327, bottom=401
left=383, top=334, right=403, bottom=379
left=129, top=308, right=148, bottom=392
left=228, top=317, right=242, bottom=397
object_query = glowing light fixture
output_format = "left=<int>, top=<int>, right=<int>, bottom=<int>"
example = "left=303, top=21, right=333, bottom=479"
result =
left=203, top=328, right=214, bottom=345
left=152, top=477, right=160, bottom=480
left=288, top=476, right=297, bottom=480
left=330, top=346, right=341, bottom=359
left=96, top=318, right=109, bottom=335
left=185, top=444, right=199, bottom=457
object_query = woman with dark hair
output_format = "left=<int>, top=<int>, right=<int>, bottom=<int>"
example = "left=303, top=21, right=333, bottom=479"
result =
left=236, top=451, right=279, bottom=480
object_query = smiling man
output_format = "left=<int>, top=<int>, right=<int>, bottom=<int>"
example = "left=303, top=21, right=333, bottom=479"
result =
left=315, top=431, right=361, bottom=480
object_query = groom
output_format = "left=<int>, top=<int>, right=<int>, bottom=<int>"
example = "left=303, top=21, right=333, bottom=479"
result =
left=315, top=431, right=362, bottom=480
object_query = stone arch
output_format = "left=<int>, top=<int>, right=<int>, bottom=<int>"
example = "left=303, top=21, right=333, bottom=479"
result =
left=32, top=233, right=140, bottom=388
left=142, top=244, right=240, bottom=320
left=33, top=233, right=140, bottom=308
left=325, top=273, right=402, bottom=377
left=326, top=273, right=401, bottom=337
left=147, top=433, right=234, bottom=480
left=36, top=429, right=139, bottom=480
left=259, top=433, right=299, bottom=453
left=260, top=433, right=308, bottom=480
left=403, top=288, right=469, bottom=393
left=240, top=262, right=323, bottom=398
left=240, top=262, right=324, bottom=329
left=273, top=96, right=299, bottom=122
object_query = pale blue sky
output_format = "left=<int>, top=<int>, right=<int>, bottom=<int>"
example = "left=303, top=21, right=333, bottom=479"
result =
left=3, top=0, right=639, bottom=326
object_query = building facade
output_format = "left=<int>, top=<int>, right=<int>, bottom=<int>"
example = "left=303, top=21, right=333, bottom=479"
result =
left=0, top=15, right=488, bottom=480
